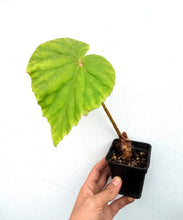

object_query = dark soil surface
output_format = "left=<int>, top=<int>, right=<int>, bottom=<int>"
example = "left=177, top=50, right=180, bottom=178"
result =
left=109, top=140, right=148, bottom=168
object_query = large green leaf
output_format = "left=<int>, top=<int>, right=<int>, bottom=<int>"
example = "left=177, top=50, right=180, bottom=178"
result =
left=26, top=38, right=115, bottom=146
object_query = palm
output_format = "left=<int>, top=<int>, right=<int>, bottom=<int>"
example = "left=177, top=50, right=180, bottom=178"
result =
left=85, top=181, right=114, bottom=220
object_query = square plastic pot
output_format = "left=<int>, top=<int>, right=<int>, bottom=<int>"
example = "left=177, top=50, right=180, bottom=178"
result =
left=106, top=139, right=151, bottom=199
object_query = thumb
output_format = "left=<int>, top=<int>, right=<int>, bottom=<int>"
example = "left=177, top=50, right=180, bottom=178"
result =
left=95, top=176, right=122, bottom=204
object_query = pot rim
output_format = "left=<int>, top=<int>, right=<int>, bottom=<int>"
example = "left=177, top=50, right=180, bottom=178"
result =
left=106, top=139, right=152, bottom=170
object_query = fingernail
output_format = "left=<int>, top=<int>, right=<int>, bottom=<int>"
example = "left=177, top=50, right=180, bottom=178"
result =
left=128, top=197, right=135, bottom=203
left=112, top=176, right=121, bottom=186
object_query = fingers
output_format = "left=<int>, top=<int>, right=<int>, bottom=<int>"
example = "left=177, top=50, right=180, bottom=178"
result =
left=97, top=166, right=110, bottom=189
left=110, top=196, right=135, bottom=217
left=95, top=176, right=122, bottom=204
left=86, top=158, right=108, bottom=183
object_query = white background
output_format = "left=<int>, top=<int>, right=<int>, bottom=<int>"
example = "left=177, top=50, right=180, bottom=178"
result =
left=0, top=0, right=183, bottom=219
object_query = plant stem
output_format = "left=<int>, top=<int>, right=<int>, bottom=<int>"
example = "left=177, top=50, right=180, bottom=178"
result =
left=101, top=102, right=122, bottom=138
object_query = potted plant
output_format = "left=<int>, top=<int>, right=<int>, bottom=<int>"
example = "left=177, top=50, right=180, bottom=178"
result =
left=26, top=38, right=151, bottom=199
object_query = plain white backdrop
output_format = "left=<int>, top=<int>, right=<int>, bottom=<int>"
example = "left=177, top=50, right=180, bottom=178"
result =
left=0, top=0, right=183, bottom=219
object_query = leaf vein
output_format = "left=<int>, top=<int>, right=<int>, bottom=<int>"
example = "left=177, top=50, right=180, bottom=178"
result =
left=30, top=61, right=78, bottom=78
left=83, top=67, right=112, bottom=90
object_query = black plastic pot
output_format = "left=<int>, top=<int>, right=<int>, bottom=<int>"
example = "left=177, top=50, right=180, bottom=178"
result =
left=106, top=139, right=151, bottom=199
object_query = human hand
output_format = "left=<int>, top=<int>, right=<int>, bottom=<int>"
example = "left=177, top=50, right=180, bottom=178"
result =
left=69, top=158, right=135, bottom=220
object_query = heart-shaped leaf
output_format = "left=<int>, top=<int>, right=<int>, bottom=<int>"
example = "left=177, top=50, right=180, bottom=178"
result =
left=26, top=38, right=115, bottom=146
